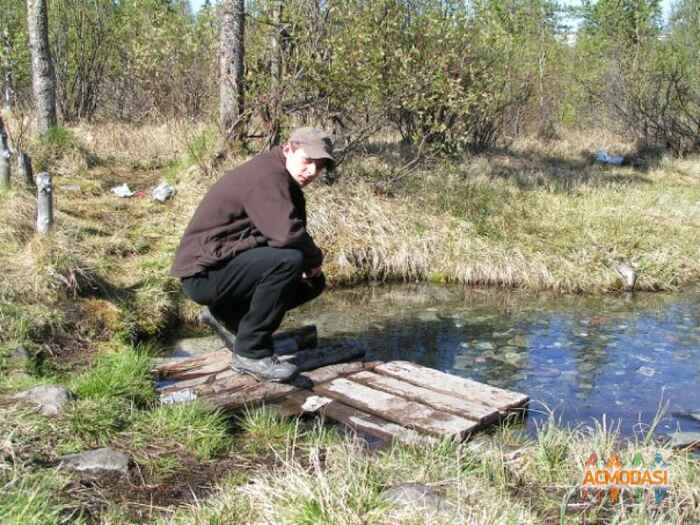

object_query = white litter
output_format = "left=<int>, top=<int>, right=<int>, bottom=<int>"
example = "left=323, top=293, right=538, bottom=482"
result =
left=160, top=389, right=197, bottom=404
left=595, top=149, right=624, bottom=166
left=301, top=395, right=333, bottom=412
left=151, top=181, right=176, bottom=202
left=111, top=183, right=134, bottom=197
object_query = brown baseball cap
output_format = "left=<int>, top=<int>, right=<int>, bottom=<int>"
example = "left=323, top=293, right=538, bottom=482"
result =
left=288, top=127, right=335, bottom=169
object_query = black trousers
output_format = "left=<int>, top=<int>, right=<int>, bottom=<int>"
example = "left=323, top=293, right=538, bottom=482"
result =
left=181, top=247, right=325, bottom=359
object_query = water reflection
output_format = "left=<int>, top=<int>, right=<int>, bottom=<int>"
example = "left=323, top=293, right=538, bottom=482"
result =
left=285, top=283, right=700, bottom=438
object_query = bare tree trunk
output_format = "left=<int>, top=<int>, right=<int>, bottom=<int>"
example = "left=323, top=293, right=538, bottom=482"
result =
left=267, top=0, right=284, bottom=147
left=36, top=171, right=53, bottom=234
left=0, top=116, right=10, bottom=188
left=27, top=0, right=57, bottom=135
left=18, top=152, right=35, bottom=189
left=219, top=0, right=245, bottom=139
left=1, top=29, right=14, bottom=112
left=270, top=1, right=283, bottom=95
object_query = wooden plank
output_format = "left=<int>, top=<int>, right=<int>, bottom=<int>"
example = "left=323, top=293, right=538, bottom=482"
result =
left=297, top=361, right=380, bottom=386
left=314, top=378, right=478, bottom=441
left=274, top=390, right=436, bottom=446
left=281, top=346, right=366, bottom=372
left=157, top=369, right=236, bottom=395
left=154, top=346, right=364, bottom=382
left=196, top=373, right=256, bottom=397
left=348, top=371, right=498, bottom=425
left=203, top=381, right=298, bottom=410
left=152, top=326, right=317, bottom=378
left=156, top=359, right=378, bottom=408
left=152, top=350, right=231, bottom=380
left=374, top=361, right=528, bottom=412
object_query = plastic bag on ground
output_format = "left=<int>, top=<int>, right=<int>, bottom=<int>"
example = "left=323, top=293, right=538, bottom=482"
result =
left=595, top=149, right=624, bottom=166
left=152, top=182, right=176, bottom=202
left=110, top=183, right=134, bottom=197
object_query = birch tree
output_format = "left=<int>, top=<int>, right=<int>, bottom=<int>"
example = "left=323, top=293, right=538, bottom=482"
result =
left=219, top=0, right=245, bottom=138
left=27, top=0, right=57, bottom=134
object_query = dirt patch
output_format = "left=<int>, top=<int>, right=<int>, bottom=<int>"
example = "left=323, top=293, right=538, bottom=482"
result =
left=63, top=453, right=256, bottom=523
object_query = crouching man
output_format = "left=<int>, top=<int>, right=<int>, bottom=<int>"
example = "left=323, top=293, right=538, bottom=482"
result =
left=170, top=128, right=333, bottom=382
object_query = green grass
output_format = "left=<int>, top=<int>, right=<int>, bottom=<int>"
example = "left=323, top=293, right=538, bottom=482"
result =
left=130, top=401, right=231, bottom=460
left=0, top=468, right=79, bottom=525
left=69, top=344, right=156, bottom=406
left=62, top=397, right=134, bottom=450
left=236, top=404, right=300, bottom=456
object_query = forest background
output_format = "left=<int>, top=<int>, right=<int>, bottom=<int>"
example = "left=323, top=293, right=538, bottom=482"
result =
left=2, top=0, right=699, bottom=156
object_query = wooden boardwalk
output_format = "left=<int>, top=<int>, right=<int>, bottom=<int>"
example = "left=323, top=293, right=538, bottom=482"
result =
left=153, top=332, right=529, bottom=445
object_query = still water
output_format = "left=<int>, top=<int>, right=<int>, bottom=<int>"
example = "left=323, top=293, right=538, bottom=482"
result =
left=287, top=283, right=700, bottom=438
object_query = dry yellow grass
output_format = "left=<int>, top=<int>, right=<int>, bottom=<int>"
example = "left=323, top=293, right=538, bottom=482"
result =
left=1, top=119, right=699, bottom=347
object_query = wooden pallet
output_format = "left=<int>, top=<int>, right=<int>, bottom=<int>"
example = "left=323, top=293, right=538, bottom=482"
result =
left=153, top=345, right=529, bottom=445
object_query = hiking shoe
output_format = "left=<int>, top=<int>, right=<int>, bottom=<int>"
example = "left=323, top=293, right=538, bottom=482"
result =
left=231, top=354, right=299, bottom=383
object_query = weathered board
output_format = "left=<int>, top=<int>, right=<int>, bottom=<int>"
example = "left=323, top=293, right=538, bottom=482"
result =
left=314, top=377, right=480, bottom=440
left=282, top=346, right=367, bottom=372
left=373, top=361, right=529, bottom=413
left=348, top=370, right=498, bottom=425
left=274, top=390, right=436, bottom=446
left=159, top=359, right=376, bottom=409
left=154, top=350, right=232, bottom=380
left=153, top=341, right=529, bottom=444
left=153, top=346, right=362, bottom=381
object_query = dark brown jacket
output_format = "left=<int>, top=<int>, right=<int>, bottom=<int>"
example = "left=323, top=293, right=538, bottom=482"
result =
left=171, top=147, right=323, bottom=278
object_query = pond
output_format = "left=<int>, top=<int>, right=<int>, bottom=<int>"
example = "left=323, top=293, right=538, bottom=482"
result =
left=285, top=283, right=700, bottom=439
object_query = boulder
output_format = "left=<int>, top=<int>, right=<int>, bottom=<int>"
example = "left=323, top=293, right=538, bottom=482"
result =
left=12, top=385, right=74, bottom=416
left=59, top=448, right=130, bottom=475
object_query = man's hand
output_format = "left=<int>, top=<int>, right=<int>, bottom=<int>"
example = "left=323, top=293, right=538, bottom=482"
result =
left=303, top=266, right=322, bottom=279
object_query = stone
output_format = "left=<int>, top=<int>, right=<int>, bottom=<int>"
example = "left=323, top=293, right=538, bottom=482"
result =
left=7, top=346, right=32, bottom=371
left=12, top=385, right=74, bottom=416
left=417, top=311, right=439, bottom=322
left=492, top=329, right=514, bottom=338
left=474, top=341, right=495, bottom=351
left=507, top=335, right=528, bottom=348
left=669, top=432, right=700, bottom=450
left=10, top=346, right=30, bottom=361
left=615, top=263, right=637, bottom=291
left=59, top=448, right=130, bottom=475
left=380, top=483, right=448, bottom=512
left=637, top=366, right=656, bottom=377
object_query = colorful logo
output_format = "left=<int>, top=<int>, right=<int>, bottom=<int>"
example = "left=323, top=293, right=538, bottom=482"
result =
left=580, top=452, right=670, bottom=504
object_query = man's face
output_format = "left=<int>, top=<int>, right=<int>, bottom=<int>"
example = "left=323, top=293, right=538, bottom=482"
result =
left=283, top=144, right=326, bottom=188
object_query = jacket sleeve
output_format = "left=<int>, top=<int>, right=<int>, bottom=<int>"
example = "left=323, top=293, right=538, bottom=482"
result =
left=243, top=174, right=323, bottom=268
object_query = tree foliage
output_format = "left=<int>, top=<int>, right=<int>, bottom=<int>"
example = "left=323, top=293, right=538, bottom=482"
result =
left=0, top=0, right=698, bottom=155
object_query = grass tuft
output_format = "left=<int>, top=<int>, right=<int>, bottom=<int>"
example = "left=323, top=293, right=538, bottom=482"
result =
left=0, top=468, right=77, bottom=525
left=237, top=405, right=299, bottom=455
left=69, top=344, right=155, bottom=406
left=130, top=401, right=231, bottom=460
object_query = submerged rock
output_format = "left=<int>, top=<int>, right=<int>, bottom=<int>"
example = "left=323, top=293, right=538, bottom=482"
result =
left=380, top=482, right=448, bottom=512
left=669, top=432, right=700, bottom=450
left=636, top=366, right=656, bottom=377
left=11, top=385, right=74, bottom=416
left=59, top=448, right=131, bottom=475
